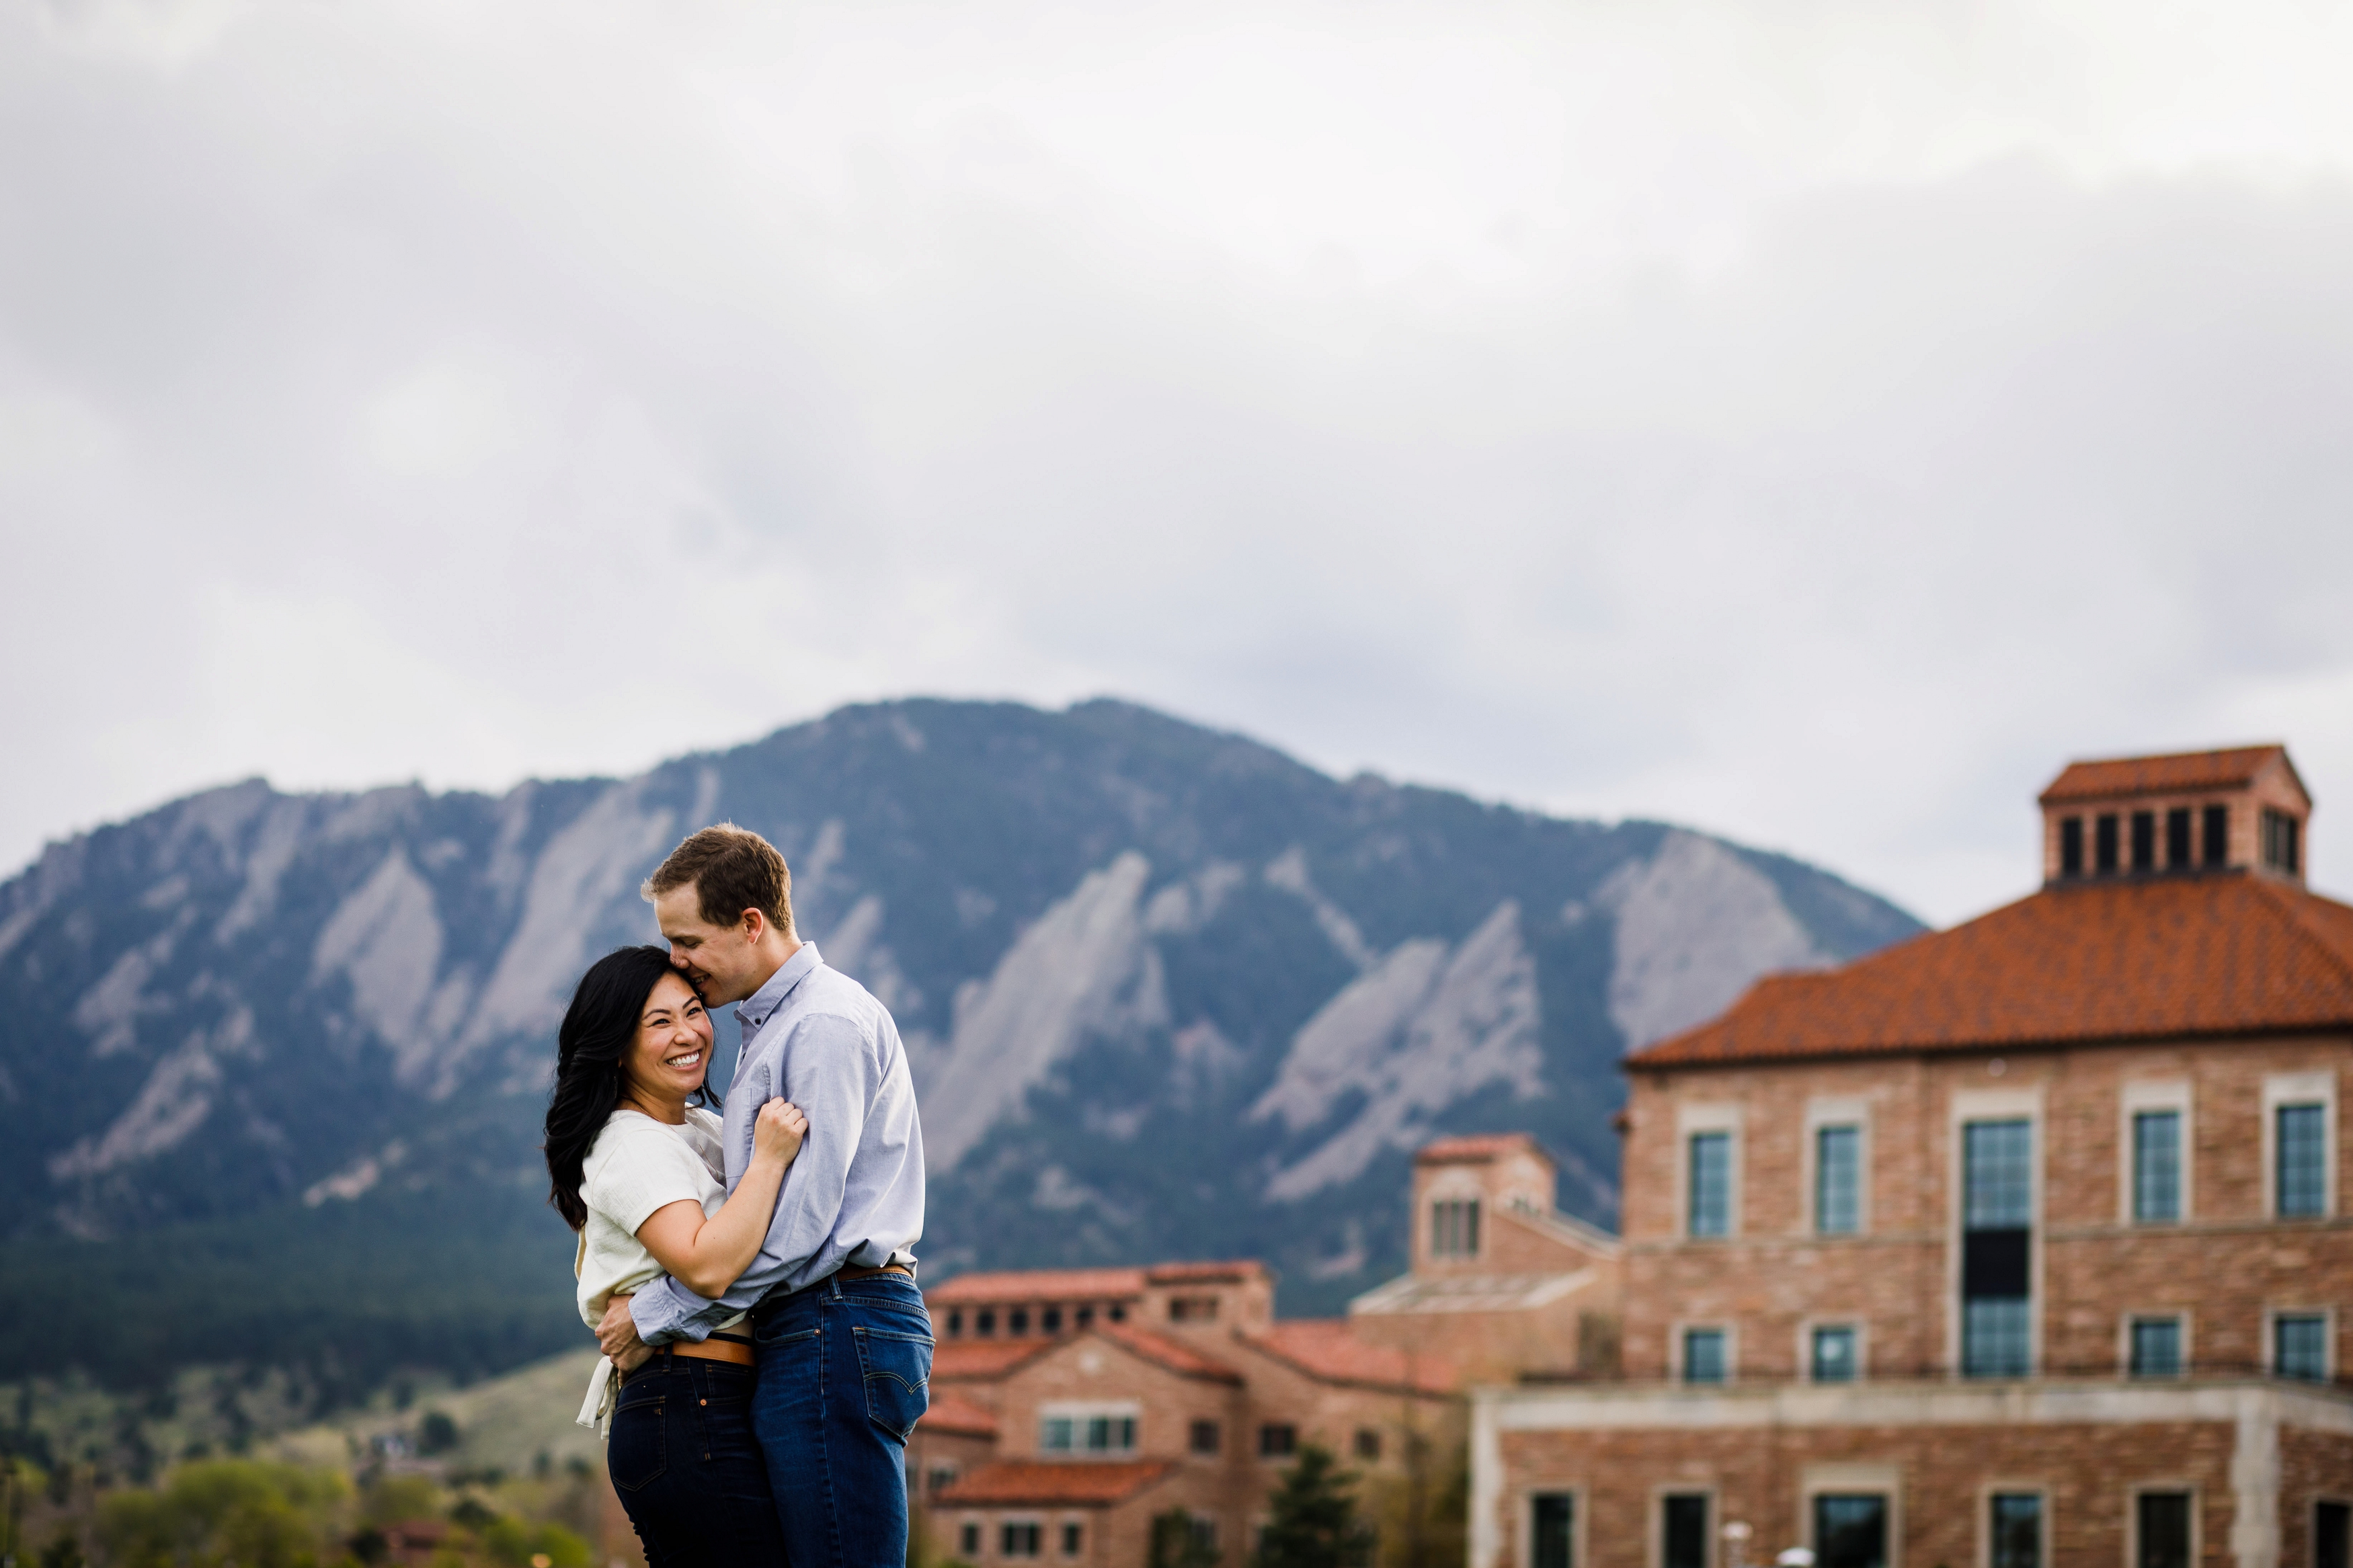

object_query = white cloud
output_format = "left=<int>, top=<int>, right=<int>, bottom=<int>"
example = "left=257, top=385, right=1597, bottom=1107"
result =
left=1, top=0, right=2351, bottom=923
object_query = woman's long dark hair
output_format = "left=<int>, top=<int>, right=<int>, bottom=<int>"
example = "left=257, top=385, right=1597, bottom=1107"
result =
left=544, top=945, right=718, bottom=1231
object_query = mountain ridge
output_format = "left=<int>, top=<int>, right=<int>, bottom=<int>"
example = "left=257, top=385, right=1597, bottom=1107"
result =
left=0, top=696, right=1922, bottom=1393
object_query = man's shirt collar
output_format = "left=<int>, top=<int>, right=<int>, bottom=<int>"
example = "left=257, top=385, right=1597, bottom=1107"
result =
left=734, top=942, right=821, bottom=1034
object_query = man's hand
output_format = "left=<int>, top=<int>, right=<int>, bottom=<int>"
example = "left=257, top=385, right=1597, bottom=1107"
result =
left=598, top=1293, right=651, bottom=1370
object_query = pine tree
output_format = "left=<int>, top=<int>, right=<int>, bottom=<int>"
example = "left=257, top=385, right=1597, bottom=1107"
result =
left=1252, top=1445, right=1376, bottom=1568
left=1152, top=1508, right=1224, bottom=1568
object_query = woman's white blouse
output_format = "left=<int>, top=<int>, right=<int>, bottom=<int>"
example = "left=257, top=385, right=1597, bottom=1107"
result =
left=573, top=1106, right=747, bottom=1432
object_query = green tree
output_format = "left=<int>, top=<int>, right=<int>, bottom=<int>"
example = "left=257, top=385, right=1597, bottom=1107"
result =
left=416, top=1411, right=461, bottom=1456
left=1152, top=1508, right=1223, bottom=1568
left=97, top=1459, right=347, bottom=1568
left=481, top=1514, right=592, bottom=1567
left=1252, top=1446, right=1375, bottom=1568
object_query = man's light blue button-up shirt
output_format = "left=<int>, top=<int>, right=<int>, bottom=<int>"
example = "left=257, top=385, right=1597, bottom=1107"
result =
left=630, top=942, right=926, bottom=1344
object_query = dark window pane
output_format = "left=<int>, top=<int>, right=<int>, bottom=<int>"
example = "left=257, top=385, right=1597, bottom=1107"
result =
left=2202, top=804, right=2228, bottom=866
left=1991, top=1493, right=2041, bottom=1568
left=963, top=1525, right=981, bottom=1555
left=1010, top=1308, right=1029, bottom=1335
left=1663, top=1495, right=1708, bottom=1568
left=1964, top=1120, right=2032, bottom=1228
left=1353, top=1428, right=1380, bottom=1460
left=977, top=1309, right=996, bottom=1336
left=2134, top=1110, right=2181, bottom=1222
left=1259, top=1424, right=1297, bottom=1458
left=1963, top=1229, right=2031, bottom=1298
left=2060, top=817, right=2084, bottom=876
left=1683, top=1329, right=1726, bottom=1384
left=1190, top=1420, right=1221, bottom=1455
left=1531, top=1494, right=1575, bottom=1568
left=1689, top=1132, right=1731, bottom=1237
left=1814, top=1495, right=1887, bottom=1568
left=2165, top=808, right=2191, bottom=868
left=2137, top=1492, right=2191, bottom=1568
left=1062, top=1523, right=1083, bottom=1556
left=1042, top=1306, right=1062, bottom=1333
left=2130, top=1317, right=2182, bottom=1377
left=2132, top=811, right=2156, bottom=870
left=2316, top=1501, right=2349, bottom=1568
left=1811, top=1325, right=1857, bottom=1383
left=1817, top=1125, right=1860, bottom=1234
left=2278, top=1104, right=2327, bottom=1217
left=2097, top=814, right=2120, bottom=872
left=2276, top=1315, right=2327, bottom=1382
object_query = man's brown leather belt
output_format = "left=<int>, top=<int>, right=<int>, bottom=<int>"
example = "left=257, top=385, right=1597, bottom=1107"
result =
left=837, top=1262, right=914, bottom=1282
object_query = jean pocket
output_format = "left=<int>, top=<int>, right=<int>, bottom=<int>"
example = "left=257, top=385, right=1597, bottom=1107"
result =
left=607, top=1395, right=667, bottom=1491
left=853, top=1327, right=932, bottom=1440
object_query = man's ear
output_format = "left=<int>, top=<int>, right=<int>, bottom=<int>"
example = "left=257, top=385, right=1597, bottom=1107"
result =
left=740, top=907, right=768, bottom=944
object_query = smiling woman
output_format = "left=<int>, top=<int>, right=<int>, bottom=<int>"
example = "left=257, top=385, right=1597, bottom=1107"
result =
left=540, top=944, right=807, bottom=1565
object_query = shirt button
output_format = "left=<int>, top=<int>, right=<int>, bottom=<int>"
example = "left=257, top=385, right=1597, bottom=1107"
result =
left=701, top=1399, right=709, bottom=1406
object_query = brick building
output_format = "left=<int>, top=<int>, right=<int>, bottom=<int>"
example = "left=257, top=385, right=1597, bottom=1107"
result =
left=1472, top=745, right=2353, bottom=1568
left=914, top=1141, right=1618, bottom=1567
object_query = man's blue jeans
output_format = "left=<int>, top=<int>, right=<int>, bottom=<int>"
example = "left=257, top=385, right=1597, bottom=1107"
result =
left=750, top=1271, right=932, bottom=1568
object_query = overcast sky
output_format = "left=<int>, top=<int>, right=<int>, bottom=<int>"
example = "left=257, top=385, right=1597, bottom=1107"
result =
left=3, top=0, right=2350, bottom=925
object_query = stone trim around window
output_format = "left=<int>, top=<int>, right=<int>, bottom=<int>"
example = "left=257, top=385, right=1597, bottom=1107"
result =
left=2262, top=1071, right=2338, bottom=1221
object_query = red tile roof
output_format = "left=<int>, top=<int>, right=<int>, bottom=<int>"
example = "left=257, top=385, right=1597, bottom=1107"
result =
left=917, top=1391, right=1001, bottom=1440
left=932, top=1339, right=1058, bottom=1380
left=1240, top=1320, right=1460, bottom=1395
left=1630, top=875, right=2353, bottom=1067
left=934, top=1460, right=1178, bottom=1507
left=927, top=1267, right=1149, bottom=1304
left=1416, top=1133, right=1544, bottom=1165
left=1094, top=1321, right=1245, bottom=1384
left=1144, top=1260, right=1268, bottom=1285
left=2038, top=745, right=2305, bottom=805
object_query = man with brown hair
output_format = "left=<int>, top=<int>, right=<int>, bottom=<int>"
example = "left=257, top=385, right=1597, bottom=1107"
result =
left=596, top=822, right=927, bottom=1568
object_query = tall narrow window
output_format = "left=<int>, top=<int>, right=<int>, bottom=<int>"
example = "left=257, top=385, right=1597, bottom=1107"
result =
left=1990, top=1494, right=2042, bottom=1568
left=2129, top=1316, right=2182, bottom=1377
left=1531, top=1494, right=1575, bottom=1568
left=2137, top=1493, right=2192, bottom=1568
left=2131, top=810, right=2156, bottom=870
left=2276, top=1314, right=2327, bottom=1382
left=1814, top=1495, right=1888, bottom=1568
left=1810, top=1325, right=1858, bottom=1383
left=1688, top=1132, right=1730, bottom=1237
left=2317, top=1501, right=2349, bottom=1568
left=1817, top=1125, right=1860, bottom=1235
left=2059, top=817, right=2084, bottom=876
left=2133, top=1110, right=2181, bottom=1222
left=2165, top=807, right=2192, bottom=868
left=2202, top=805, right=2229, bottom=866
left=1962, top=1119, right=2033, bottom=1378
left=2096, top=814, right=2121, bottom=873
left=1661, top=1495, right=1709, bottom=1568
left=2278, top=1103, right=2327, bottom=1217
left=1431, top=1198, right=1481, bottom=1257
left=2262, top=809, right=2302, bottom=874
left=1682, top=1328, right=1726, bottom=1385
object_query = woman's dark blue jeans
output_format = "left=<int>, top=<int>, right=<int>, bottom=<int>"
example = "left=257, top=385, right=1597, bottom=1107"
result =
left=608, top=1351, right=786, bottom=1567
